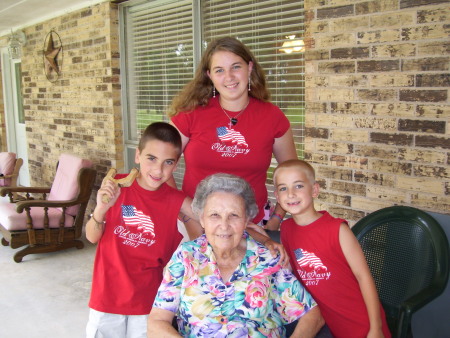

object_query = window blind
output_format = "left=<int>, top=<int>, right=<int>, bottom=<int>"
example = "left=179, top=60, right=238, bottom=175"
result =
left=120, top=1, right=192, bottom=170
left=121, top=0, right=194, bottom=172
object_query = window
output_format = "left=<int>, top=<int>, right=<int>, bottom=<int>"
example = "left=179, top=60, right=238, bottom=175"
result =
left=120, top=0, right=195, bottom=174
left=120, top=0, right=305, bottom=188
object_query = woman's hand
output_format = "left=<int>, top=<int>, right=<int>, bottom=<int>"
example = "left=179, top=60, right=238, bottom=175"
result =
left=263, top=239, right=289, bottom=268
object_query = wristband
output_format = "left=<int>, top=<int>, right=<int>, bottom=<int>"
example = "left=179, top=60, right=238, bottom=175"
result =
left=90, top=213, right=105, bottom=227
left=178, top=215, right=191, bottom=223
left=271, top=213, right=283, bottom=223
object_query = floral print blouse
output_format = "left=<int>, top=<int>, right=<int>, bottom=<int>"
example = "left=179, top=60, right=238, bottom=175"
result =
left=153, top=232, right=317, bottom=337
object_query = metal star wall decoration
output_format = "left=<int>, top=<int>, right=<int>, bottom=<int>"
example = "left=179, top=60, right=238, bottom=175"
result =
left=43, top=30, right=63, bottom=82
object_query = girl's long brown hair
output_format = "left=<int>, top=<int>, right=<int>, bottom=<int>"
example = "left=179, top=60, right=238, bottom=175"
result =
left=168, top=37, right=270, bottom=117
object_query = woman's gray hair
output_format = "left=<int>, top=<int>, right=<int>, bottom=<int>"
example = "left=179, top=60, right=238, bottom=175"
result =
left=192, top=173, right=258, bottom=219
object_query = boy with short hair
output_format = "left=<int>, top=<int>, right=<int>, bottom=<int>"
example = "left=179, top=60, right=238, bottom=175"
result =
left=271, top=159, right=391, bottom=338
left=85, top=122, right=203, bottom=337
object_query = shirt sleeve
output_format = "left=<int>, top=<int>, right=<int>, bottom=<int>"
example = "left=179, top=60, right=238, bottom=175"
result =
left=271, top=268, right=318, bottom=324
left=152, top=246, right=185, bottom=313
left=171, top=112, right=192, bottom=138
left=270, top=104, right=291, bottom=139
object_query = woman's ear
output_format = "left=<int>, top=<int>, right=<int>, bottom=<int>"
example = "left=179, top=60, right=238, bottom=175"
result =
left=199, top=213, right=205, bottom=229
left=248, top=61, right=254, bottom=75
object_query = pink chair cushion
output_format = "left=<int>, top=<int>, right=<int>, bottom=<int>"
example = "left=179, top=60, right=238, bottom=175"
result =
left=48, top=153, right=93, bottom=216
left=0, top=152, right=17, bottom=187
left=0, top=202, right=75, bottom=231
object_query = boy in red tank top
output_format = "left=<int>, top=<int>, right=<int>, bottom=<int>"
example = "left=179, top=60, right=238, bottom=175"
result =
left=272, top=159, right=391, bottom=338
left=85, top=122, right=203, bottom=337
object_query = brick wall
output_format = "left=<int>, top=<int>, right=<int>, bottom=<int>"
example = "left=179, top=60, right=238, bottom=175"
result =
left=304, top=0, right=449, bottom=223
left=17, top=2, right=121, bottom=198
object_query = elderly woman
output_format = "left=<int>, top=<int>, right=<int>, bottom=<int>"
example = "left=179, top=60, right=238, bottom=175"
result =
left=148, top=173, right=324, bottom=337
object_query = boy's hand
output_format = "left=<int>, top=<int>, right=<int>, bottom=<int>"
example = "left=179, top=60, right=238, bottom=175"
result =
left=246, top=223, right=290, bottom=268
left=101, top=168, right=138, bottom=203
left=96, top=179, right=121, bottom=210
left=264, top=239, right=289, bottom=268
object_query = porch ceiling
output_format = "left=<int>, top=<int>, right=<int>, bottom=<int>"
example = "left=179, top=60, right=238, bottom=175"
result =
left=0, top=0, right=108, bottom=38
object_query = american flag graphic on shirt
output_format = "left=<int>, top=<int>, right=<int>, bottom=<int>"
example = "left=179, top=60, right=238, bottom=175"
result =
left=294, top=248, right=327, bottom=273
left=121, top=205, right=155, bottom=237
left=217, top=126, right=248, bottom=147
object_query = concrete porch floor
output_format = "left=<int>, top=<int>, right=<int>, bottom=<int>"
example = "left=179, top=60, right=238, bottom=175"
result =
left=0, top=237, right=96, bottom=338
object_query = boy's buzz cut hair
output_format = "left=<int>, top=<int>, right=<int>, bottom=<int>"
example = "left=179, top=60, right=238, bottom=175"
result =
left=273, top=159, right=316, bottom=185
left=138, top=122, right=182, bottom=157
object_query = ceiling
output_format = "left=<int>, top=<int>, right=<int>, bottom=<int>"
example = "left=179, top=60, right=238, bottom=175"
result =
left=0, top=0, right=109, bottom=38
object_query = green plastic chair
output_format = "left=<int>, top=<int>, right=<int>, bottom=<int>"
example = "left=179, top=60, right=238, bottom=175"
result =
left=352, top=206, right=449, bottom=338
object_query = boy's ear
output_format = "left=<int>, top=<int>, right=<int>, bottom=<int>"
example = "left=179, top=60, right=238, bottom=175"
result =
left=134, top=148, right=140, bottom=164
left=273, top=187, right=280, bottom=201
left=312, top=182, right=320, bottom=198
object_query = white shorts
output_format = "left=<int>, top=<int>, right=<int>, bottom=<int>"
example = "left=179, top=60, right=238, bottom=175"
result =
left=86, top=308, right=148, bottom=338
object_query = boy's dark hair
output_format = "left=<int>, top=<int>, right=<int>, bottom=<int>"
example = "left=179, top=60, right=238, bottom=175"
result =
left=138, top=122, right=182, bottom=157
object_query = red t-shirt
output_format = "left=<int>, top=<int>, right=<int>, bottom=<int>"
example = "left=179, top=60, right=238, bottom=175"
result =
left=89, top=176, right=186, bottom=315
left=281, top=212, right=391, bottom=338
left=172, top=96, right=290, bottom=222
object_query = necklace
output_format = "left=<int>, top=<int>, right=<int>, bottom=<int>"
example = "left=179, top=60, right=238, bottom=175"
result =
left=219, top=100, right=250, bottom=128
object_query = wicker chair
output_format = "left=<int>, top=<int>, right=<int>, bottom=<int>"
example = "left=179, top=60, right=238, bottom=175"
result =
left=0, top=153, right=96, bottom=262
